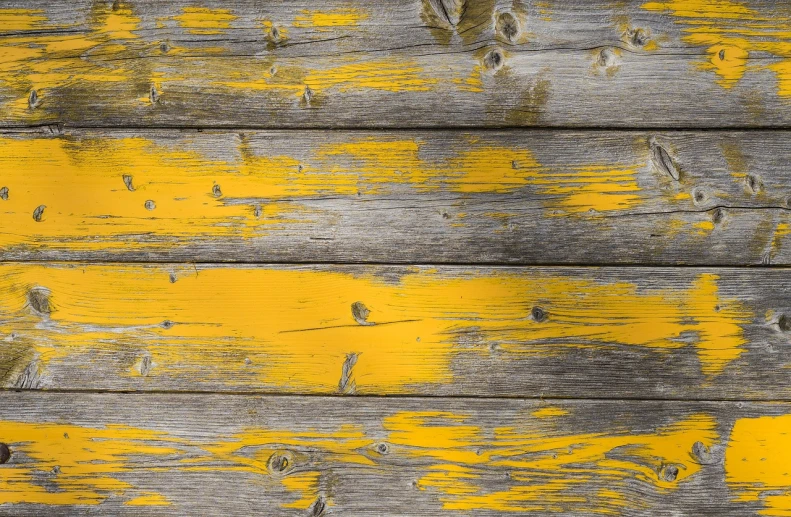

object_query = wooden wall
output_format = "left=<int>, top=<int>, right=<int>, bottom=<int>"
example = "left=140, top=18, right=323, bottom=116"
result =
left=1, top=0, right=791, bottom=514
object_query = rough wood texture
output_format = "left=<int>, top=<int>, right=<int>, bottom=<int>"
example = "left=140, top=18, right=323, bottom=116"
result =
left=0, top=393, right=788, bottom=516
left=3, top=262, right=791, bottom=399
left=2, top=129, right=791, bottom=265
left=1, top=0, right=791, bottom=127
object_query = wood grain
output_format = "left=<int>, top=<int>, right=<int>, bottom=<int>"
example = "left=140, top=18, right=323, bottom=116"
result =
left=0, top=393, right=789, bottom=516
left=3, top=262, right=791, bottom=399
left=1, top=0, right=790, bottom=127
left=2, top=129, right=791, bottom=265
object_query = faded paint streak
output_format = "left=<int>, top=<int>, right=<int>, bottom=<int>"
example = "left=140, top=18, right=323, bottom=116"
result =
left=173, top=7, right=237, bottom=35
left=293, top=9, right=368, bottom=29
left=0, top=265, right=751, bottom=392
left=726, top=414, right=791, bottom=516
left=642, top=0, right=791, bottom=96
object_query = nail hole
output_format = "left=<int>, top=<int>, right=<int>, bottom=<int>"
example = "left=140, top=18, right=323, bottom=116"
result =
left=375, top=442, right=390, bottom=455
left=145, top=200, right=156, bottom=210
left=531, top=306, right=547, bottom=322
left=0, top=187, right=7, bottom=200
left=28, top=90, right=39, bottom=109
left=778, top=314, right=791, bottom=332
left=212, top=184, right=222, bottom=197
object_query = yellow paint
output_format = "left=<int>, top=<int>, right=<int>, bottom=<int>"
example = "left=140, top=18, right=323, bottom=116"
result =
left=0, top=133, right=653, bottom=255
left=385, top=411, right=719, bottom=512
left=0, top=264, right=751, bottom=392
left=726, top=414, right=791, bottom=515
left=642, top=0, right=791, bottom=96
left=174, top=7, right=236, bottom=35
left=294, top=9, right=368, bottom=29
left=531, top=407, right=568, bottom=418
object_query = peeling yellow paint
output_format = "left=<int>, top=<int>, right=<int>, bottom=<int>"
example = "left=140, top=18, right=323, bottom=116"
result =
left=174, top=7, right=237, bottom=35
left=0, top=265, right=751, bottom=392
left=385, top=411, right=719, bottom=512
left=0, top=421, right=179, bottom=505
left=726, top=414, right=791, bottom=515
left=642, top=0, right=791, bottom=96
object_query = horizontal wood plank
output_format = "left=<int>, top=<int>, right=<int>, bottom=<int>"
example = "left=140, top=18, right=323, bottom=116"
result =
left=0, top=0, right=790, bottom=127
left=2, top=129, right=791, bottom=264
left=3, top=263, right=791, bottom=398
left=0, top=393, right=788, bottom=515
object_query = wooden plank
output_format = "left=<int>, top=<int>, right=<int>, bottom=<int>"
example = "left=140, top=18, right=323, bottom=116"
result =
left=2, top=129, right=791, bottom=264
left=3, top=262, right=791, bottom=399
left=1, top=0, right=790, bottom=127
left=0, top=393, right=789, bottom=515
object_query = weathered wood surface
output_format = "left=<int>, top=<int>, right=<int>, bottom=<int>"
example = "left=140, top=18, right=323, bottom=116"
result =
left=1, top=0, right=791, bottom=127
left=3, top=262, right=791, bottom=399
left=2, top=129, right=791, bottom=265
left=0, top=393, right=788, bottom=515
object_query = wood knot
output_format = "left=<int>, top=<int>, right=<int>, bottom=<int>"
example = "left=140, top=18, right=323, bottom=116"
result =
left=531, top=306, right=547, bottom=322
left=484, top=49, right=504, bottom=70
left=711, top=207, right=724, bottom=224
left=778, top=314, right=791, bottom=332
left=660, top=464, right=679, bottom=482
left=32, top=205, right=46, bottom=222
left=351, top=302, right=374, bottom=326
left=691, top=441, right=713, bottom=464
left=0, top=443, right=10, bottom=464
left=745, top=174, right=761, bottom=194
left=339, top=352, right=359, bottom=394
left=691, top=187, right=708, bottom=205
left=28, top=287, right=51, bottom=315
left=28, top=90, right=40, bottom=109
left=496, top=12, right=519, bottom=42
left=0, top=187, right=7, bottom=200
left=375, top=442, right=390, bottom=455
left=149, top=84, right=160, bottom=104
left=122, top=175, right=135, bottom=191
left=425, top=0, right=466, bottom=27
left=267, top=452, right=293, bottom=474
left=650, top=142, right=680, bottom=181
left=598, top=48, right=617, bottom=68
left=161, top=320, right=175, bottom=329
left=628, top=27, right=649, bottom=47
left=145, top=200, right=156, bottom=210
left=212, top=184, right=222, bottom=198
left=310, top=496, right=326, bottom=517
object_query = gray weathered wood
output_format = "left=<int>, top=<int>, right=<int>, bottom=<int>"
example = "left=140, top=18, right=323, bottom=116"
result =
left=0, top=393, right=787, bottom=515
left=1, top=129, right=791, bottom=265
left=1, top=0, right=790, bottom=127
left=3, top=263, right=791, bottom=399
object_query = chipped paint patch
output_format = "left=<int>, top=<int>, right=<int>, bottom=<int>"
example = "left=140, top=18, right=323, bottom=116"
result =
left=174, top=7, right=237, bottom=35
left=293, top=9, right=368, bottom=29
